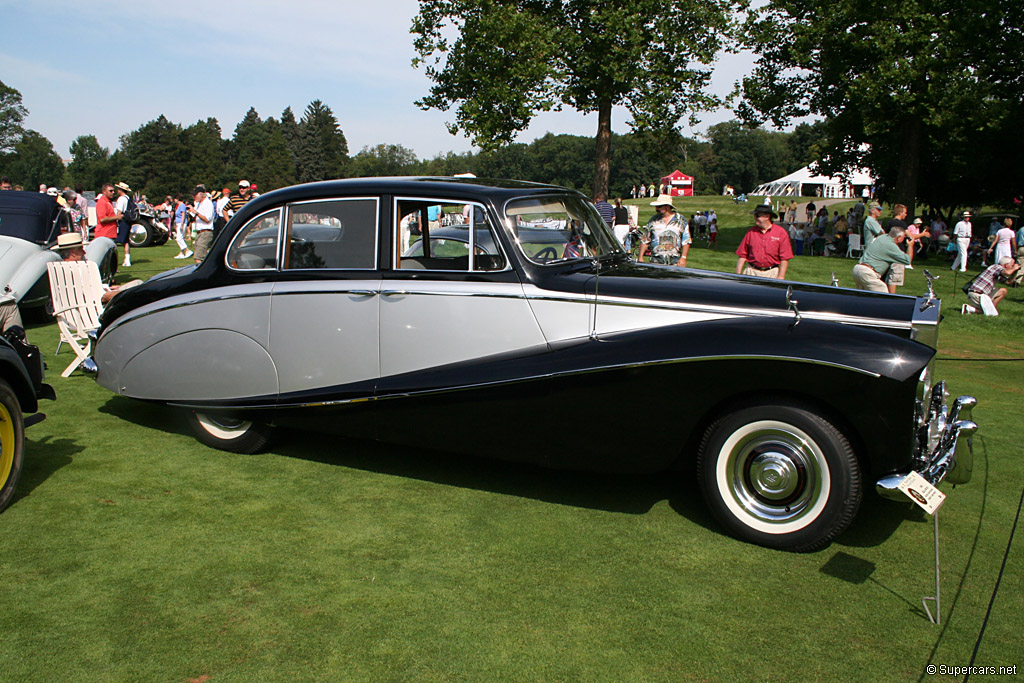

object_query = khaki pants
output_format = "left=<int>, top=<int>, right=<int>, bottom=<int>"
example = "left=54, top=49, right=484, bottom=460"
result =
left=852, top=263, right=888, bottom=292
left=742, top=265, right=779, bottom=278
left=886, top=263, right=905, bottom=287
left=0, top=300, right=23, bottom=333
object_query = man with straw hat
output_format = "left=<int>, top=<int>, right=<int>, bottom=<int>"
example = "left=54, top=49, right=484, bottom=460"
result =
left=637, top=194, right=691, bottom=267
left=53, top=233, right=141, bottom=304
left=114, top=181, right=134, bottom=267
left=735, top=204, right=793, bottom=279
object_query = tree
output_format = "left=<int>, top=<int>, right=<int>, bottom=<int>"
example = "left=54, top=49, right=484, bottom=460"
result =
left=231, top=109, right=296, bottom=191
left=737, top=0, right=1022, bottom=214
left=280, top=106, right=301, bottom=172
left=411, top=0, right=740, bottom=198
left=696, top=121, right=792, bottom=195
left=0, top=80, right=28, bottom=154
left=66, top=135, right=113, bottom=192
left=298, top=100, right=348, bottom=181
left=182, top=118, right=225, bottom=189
left=3, top=130, right=65, bottom=189
left=348, top=144, right=421, bottom=177
left=119, top=115, right=190, bottom=197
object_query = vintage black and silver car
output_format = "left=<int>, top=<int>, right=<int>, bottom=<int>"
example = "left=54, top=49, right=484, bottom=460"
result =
left=88, top=178, right=977, bottom=551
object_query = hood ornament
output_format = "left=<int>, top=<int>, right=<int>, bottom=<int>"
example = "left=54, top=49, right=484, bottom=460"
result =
left=921, top=269, right=939, bottom=310
left=786, top=285, right=802, bottom=327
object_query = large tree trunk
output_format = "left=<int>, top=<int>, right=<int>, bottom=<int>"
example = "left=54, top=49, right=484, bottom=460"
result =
left=893, top=117, right=922, bottom=217
left=592, top=100, right=612, bottom=198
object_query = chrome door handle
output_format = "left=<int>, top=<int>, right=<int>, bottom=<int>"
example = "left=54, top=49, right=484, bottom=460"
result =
left=381, top=290, right=409, bottom=297
left=347, top=289, right=377, bottom=296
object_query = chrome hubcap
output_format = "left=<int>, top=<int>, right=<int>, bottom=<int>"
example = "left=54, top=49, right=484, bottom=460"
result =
left=725, top=425, right=824, bottom=525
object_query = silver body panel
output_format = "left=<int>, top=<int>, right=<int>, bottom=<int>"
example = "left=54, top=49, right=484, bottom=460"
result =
left=96, top=284, right=276, bottom=400
left=379, top=280, right=545, bottom=377
left=271, top=280, right=380, bottom=393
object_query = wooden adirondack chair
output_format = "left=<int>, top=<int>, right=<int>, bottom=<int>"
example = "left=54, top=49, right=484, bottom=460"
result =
left=47, top=261, right=105, bottom=377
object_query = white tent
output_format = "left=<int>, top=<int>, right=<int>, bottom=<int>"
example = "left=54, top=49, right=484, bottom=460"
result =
left=754, top=165, right=874, bottom=199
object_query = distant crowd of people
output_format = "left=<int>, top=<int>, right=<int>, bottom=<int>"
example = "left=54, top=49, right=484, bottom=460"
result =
left=0, top=175, right=260, bottom=268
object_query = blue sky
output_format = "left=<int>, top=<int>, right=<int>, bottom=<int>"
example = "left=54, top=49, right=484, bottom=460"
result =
left=1, top=0, right=756, bottom=160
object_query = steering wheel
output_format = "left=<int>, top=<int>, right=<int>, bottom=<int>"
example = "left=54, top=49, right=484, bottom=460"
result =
left=534, top=246, right=558, bottom=261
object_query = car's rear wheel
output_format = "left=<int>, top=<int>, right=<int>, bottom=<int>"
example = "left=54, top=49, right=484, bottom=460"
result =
left=697, top=401, right=861, bottom=552
left=0, top=380, right=26, bottom=513
left=186, top=411, right=273, bottom=454
left=129, top=222, right=153, bottom=248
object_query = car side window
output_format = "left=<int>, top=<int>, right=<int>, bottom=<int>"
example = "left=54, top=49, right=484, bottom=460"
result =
left=283, top=198, right=378, bottom=270
left=394, top=199, right=506, bottom=272
left=226, top=209, right=281, bottom=270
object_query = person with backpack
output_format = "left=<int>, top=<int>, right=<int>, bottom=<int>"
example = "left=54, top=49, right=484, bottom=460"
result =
left=114, top=181, right=136, bottom=267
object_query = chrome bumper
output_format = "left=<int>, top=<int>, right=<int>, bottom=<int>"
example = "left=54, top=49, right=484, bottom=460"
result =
left=877, top=382, right=978, bottom=501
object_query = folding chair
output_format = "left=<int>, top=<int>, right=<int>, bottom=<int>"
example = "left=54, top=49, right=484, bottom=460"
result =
left=47, top=261, right=105, bottom=377
left=846, top=233, right=863, bottom=258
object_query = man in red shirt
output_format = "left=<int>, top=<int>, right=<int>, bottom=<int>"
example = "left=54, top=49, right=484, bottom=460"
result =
left=735, top=204, right=794, bottom=279
left=94, top=183, right=121, bottom=240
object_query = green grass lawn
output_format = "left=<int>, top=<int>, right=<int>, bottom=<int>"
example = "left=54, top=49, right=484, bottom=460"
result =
left=1, top=217, right=1021, bottom=682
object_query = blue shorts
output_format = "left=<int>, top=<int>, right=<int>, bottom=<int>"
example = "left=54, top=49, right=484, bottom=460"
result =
left=116, top=220, right=130, bottom=245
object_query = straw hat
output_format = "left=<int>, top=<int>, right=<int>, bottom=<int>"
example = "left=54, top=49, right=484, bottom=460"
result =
left=51, top=232, right=84, bottom=251
left=650, top=194, right=675, bottom=208
left=114, top=181, right=132, bottom=193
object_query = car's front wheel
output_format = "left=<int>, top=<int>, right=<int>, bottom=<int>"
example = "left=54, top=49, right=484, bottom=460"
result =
left=187, top=411, right=273, bottom=454
left=0, top=380, right=26, bottom=513
left=697, top=401, right=861, bottom=552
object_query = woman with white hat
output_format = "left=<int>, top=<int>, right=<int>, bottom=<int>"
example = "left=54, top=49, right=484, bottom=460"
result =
left=637, top=194, right=691, bottom=267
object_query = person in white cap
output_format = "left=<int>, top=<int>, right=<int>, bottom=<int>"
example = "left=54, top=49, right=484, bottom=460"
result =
left=950, top=210, right=973, bottom=272
left=223, top=180, right=252, bottom=222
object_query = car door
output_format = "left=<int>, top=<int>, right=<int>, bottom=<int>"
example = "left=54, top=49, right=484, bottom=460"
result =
left=378, top=197, right=547, bottom=380
left=268, top=197, right=381, bottom=398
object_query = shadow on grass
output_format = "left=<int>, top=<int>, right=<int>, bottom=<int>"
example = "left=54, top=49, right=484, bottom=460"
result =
left=836, top=492, right=924, bottom=549
left=99, top=394, right=715, bottom=523
left=14, top=434, right=82, bottom=506
left=95, top=394, right=938, bottom=550
left=98, top=395, right=193, bottom=438
left=277, top=428, right=720, bottom=528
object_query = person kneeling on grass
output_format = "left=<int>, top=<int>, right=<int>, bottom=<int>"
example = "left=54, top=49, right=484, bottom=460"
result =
left=963, top=257, right=1020, bottom=316
left=53, top=233, right=143, bottom=305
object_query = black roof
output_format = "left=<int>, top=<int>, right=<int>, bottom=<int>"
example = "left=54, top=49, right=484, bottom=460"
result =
left=230, top=177, right=581, bottom=227
left=0, top=190, right=62, bottom=244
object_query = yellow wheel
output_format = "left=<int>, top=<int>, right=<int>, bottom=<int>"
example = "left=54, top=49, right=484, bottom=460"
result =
left=0, top=380, right=25, bottom=513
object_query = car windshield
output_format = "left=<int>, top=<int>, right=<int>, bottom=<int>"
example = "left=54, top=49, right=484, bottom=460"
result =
left=504, top=195, right=621, bottom=265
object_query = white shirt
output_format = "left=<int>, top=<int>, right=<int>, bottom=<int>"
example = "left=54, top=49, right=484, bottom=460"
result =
left=954, top=220, right=972, bottom=239
left=115, top=195, right=128, bottom=214
left=194, top=197, right=214, bottom=231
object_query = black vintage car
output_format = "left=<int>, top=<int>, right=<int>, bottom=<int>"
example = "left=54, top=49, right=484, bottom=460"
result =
left=88, top=177, right=976, bottom=551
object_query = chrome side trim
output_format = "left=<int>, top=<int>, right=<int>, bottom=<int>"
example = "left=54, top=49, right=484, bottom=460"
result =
left=520, top=284, right=915, bottom=331
left=102, top=284, right=277, bottom=337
